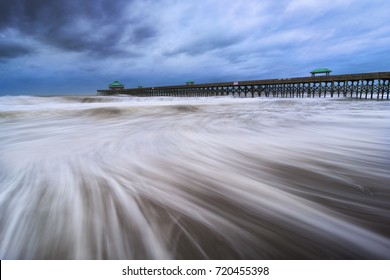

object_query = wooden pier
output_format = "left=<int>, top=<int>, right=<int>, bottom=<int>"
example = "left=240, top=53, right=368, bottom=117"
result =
left=97, top=72, right=390, bottom=99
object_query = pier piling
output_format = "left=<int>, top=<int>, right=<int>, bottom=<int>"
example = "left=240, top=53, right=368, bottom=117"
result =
left=97, top=72, right=390, bottom=99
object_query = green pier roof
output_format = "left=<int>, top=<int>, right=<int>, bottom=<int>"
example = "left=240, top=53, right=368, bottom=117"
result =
left=108, top=81, right=124, bottom=87
left=310, top=68, right=332, bottom=74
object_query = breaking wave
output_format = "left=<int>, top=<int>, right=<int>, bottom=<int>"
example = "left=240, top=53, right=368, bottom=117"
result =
left=0, top=95, right=389, bottom=259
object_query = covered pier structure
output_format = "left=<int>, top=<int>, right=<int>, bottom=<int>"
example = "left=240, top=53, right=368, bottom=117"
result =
left=97, top=72, right=390, bottom=100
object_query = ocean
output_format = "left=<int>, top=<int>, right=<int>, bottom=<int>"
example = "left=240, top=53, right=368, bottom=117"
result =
left=0, top=95, right=389, bottom=259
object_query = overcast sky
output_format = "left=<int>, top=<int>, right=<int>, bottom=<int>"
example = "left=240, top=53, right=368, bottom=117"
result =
left=0, top=0, right=389, bottom=95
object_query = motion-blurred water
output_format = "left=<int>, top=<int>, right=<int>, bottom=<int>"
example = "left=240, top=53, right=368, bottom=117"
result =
left=0, top=95, right=389, bottom=259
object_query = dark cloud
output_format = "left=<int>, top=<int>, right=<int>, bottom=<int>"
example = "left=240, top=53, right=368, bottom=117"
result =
left=165, top=34, right=242, bottom=57
left=0, top=0, right=157, bottom=57
left=131, top=25, right=158, bottom=45
left=0, top=41, right=33, bottom=59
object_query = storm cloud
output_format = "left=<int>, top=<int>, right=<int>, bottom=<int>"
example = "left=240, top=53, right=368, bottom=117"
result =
left=0, top=41, right=33, bottom=60
left=0, top=0, right=157, bottom=58
left=0, top=0, right=389, bottom=95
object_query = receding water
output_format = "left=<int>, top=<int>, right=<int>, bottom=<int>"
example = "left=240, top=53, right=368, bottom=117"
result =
left=0, top=95, right=389, bottom=259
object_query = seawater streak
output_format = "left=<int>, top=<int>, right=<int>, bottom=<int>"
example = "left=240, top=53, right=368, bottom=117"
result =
left=1, top=96, right=390, bottom=259
left=97, top=71, right=390, bottom=99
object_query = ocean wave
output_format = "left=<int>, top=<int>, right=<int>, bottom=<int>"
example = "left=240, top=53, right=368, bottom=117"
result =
left=0, top=96, right=389, bottom=259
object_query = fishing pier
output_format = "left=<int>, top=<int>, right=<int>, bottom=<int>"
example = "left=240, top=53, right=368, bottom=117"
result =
left=97, top=71, right=390, bottom=99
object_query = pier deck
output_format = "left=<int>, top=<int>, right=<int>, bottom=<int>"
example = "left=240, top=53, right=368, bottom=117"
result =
left=97, top=72, right=390, bottom=99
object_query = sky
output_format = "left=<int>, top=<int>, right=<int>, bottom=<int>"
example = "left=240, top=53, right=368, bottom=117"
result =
left=0, top=0, right=389, bottom=96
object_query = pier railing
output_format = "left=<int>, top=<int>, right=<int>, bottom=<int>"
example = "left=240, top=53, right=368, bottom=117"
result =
left=97, top=72, right=390, bottom=99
